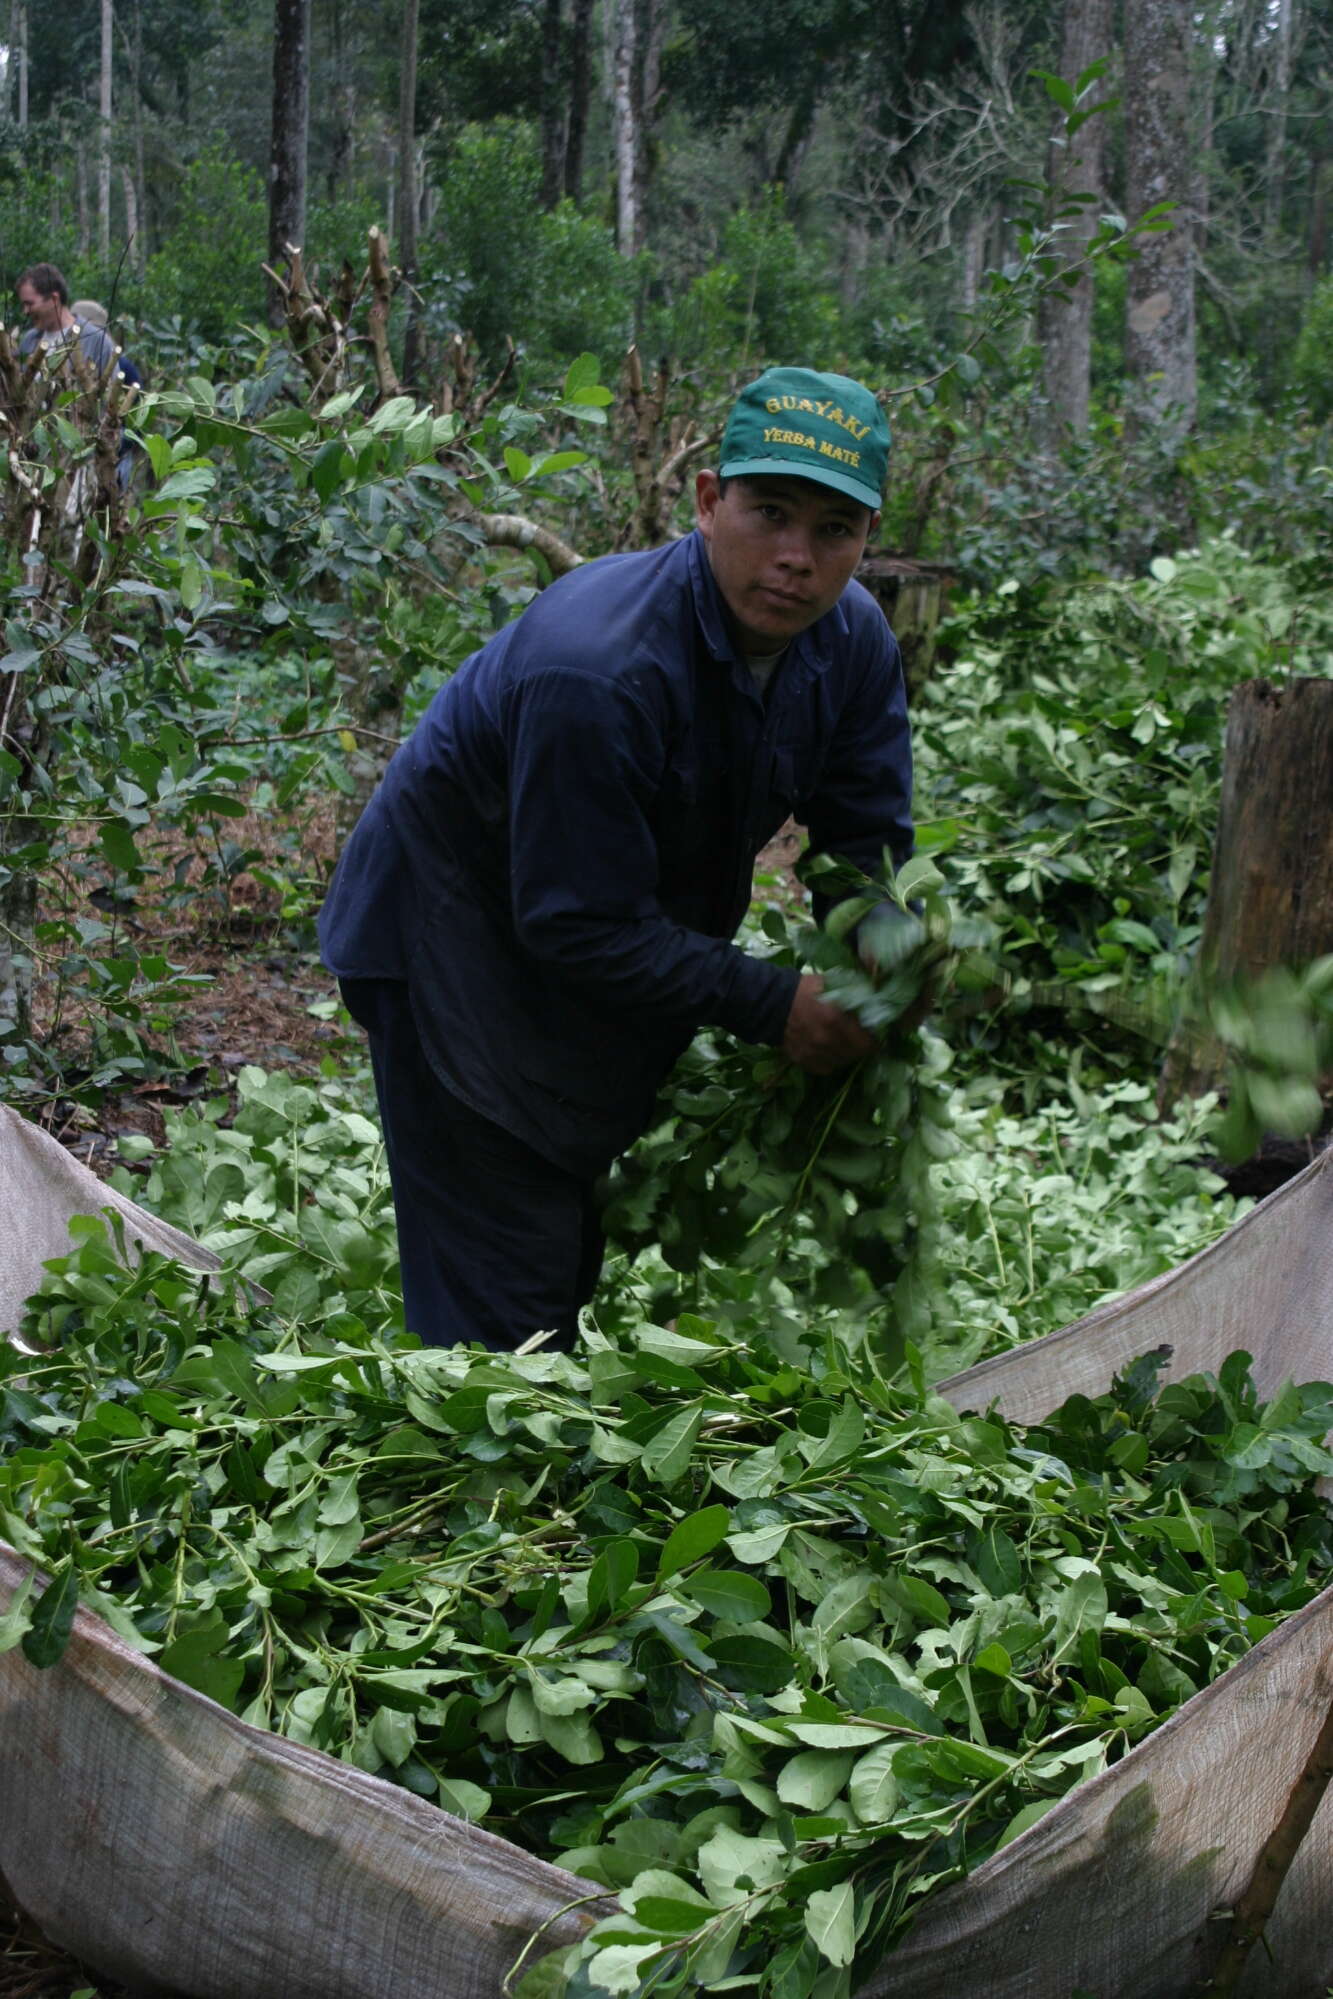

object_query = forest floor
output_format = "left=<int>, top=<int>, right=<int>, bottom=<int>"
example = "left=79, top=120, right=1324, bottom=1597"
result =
left=0, top=1898, right=100, bottom=1999
left=31, top=808, right=808, bottom=1177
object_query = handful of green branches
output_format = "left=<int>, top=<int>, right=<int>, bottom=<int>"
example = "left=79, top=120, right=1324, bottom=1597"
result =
left=602, top=854, right=995, bottom=1352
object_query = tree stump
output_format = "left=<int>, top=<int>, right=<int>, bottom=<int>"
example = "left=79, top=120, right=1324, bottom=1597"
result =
left=855, top=555, right=955, bottom=702
left=1162, top=676, right=1333, bottom=1101
left=1198, top=678, right=1333, bottom=979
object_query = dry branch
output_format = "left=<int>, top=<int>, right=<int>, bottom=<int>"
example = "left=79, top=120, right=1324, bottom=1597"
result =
left=617, top=346, right=715, bottom=548
left=476, top=514, right=584, bottom=574
left=366, top=227, right=401, bottom=401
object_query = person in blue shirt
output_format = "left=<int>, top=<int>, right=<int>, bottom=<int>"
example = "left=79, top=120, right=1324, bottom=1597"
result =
left=319, top=365, right=914, bottom=1351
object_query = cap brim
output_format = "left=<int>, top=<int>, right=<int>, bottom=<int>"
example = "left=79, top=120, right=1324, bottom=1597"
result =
left=720, top=455, right=883, bottom=514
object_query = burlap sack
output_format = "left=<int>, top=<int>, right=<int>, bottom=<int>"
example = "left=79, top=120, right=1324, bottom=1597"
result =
left=2, top=1112, right=1331, bottom=1997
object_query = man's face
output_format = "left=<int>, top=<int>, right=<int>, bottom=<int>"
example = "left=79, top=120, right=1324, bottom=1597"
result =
left=695, top=471, right=878, bottom=654
left=17, top=282, right=62, bottom=334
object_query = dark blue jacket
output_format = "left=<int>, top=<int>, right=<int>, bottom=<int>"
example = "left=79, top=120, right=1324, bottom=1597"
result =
left=319, top=530, right=913, bottom=1175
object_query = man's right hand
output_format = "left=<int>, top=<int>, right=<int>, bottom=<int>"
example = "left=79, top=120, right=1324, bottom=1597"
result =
left=782, top=973, right=877, bottom=1074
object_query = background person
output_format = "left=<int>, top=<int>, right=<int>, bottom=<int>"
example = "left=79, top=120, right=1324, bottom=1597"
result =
left=16, top=266, right=141, bottom=487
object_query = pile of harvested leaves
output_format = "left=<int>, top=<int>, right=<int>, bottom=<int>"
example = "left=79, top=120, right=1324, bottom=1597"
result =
left=4, top=1224, right=1333, bottom=1998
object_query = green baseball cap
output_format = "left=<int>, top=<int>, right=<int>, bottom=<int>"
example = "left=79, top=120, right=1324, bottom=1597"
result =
left=720, top=365, right=890, bottom=512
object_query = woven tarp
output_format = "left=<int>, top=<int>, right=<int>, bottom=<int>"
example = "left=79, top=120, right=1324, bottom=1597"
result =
left=1, top=1113, right=1332, bottom=1998
left=0, top=1103, right=221, bottom=1338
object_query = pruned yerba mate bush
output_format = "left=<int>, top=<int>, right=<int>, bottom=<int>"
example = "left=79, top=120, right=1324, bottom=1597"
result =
left=4, top=1225, right=1333, bottom=1999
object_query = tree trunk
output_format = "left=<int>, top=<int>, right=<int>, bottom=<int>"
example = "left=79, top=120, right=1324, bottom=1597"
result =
left=120, top=165, right=138, bottom=275
left=539, top=0, right=565, bottom=210
left=98, top=0, right=113, bottom=264
left=959, top=210, right=988, bottom=311
left=131, top=0, right=146, bottom=268
left=398, top=0, right=421, bottom=384
left=611, top=0, right=641, bottom=254
left=268, top=0, right=311, bottom=330
left=1123, top=0, right=1196, bottom=432
left=774, top=81, right=818, bottom=194
left=1310, top=155, right=1328, bottom=275
left=76, top=145, right=90, bottom=259
left=1263, top=0, right=1294, bottom=243
left=16, top=0, right=27, bottom=128
left=327, top=0, right=356, bottom=200
left=636, top=0, right=666, bottom=227
left=1037, top=0, right=1113, bottom=436
left=1192, top=23, right=1213, bottom=258
left=0, top=827, right=38, bottom=1045
left=564, top=0, right=592, bottom=203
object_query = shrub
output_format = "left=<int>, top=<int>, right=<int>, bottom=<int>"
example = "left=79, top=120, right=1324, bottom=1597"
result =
left=425, top=121, right=634, bottom=367
left=142, top=151, right=268, bottom=337
left=659, top=187, right=841, bottom=366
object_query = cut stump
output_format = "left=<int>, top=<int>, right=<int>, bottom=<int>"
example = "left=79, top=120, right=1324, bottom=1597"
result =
left=1163, top=675, right=1333, bottom=1101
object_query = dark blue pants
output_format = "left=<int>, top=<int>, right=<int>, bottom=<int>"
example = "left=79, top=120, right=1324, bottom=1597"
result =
left=340, top=979, right=604, bottom=1351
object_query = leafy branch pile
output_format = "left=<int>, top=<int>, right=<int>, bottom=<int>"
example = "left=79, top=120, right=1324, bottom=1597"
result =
left=4, top=1232, right=1332, bottom=1999
left=603, top=856, right=993, bottom=1354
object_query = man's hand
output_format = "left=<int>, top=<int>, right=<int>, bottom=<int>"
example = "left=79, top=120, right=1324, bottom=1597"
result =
left=782, top=973, right=877, bottom=1074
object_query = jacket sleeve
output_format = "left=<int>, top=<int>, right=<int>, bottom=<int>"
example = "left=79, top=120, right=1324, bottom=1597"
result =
left=800, top=617, right=914, bottom=903
left=504, top=668, right=798, bottom=1045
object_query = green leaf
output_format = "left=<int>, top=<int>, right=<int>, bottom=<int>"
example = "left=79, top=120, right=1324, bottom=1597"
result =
left=437, top=1775, right=491, bottom=1821
left=848, top=1741, right=899, bottom=1823
left=310, top=438, right=348, bottom=504
left=804, top=1883, right=857, bottom=1967
left=0, top=1573, right=36, bottom=1654
left=535, top=450, right=589, bottom=476
left=367, top=395, right=418, bottom=434
left=675, top=1568, right=772, bottom=1623
left=99, top=820, right=141, bottom=873
left=153, top=466, right=217, bottom=502
left=640, top=1406, right=703, bottom=1483
left=972, top=1525, right=1022, bottom=1596
left=657, top=1504, right=731, bottom=1580
left=586, top=1537, right=640, bottom=1619
left=995, top=1799, right=1055, bottom=1850
left=21, top=1565, right=80, bottom=1669
left=776, top=1749, right=855, bottom=1811
left=1034, top=69, right=1076, bottom=111
left=503, top=445, right=533, bottom=481
left=158, top=1617, right=247, bottom=1709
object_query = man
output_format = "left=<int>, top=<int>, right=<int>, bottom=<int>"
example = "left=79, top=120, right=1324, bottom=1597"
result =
left=16, top=265, right=119, bottom=377
left=319, top=365, right=913, bottom=1351
left=16, top=265, right=139, bottom=488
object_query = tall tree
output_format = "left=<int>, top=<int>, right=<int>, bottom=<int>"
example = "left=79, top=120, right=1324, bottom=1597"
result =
left=564, top=0, right=593, bottom=202
left=1124, top=0, right=1196, bottom=428
left=98, top=0, right=113, bottom=264
left=327, top=0, right=357, bottom=201
left=610, top=0, right=641, bottom=253
left=1264, top=0, right=1295, bottom=241
left=539, top=0, right=564, bottom=209
left=1038, top=0, right=1114, bottom=433
left=6, top=0, right=28, bottom=126
left=398, top=0, right=422, bottom=384
left=268, top=0, right=312, bottom=330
